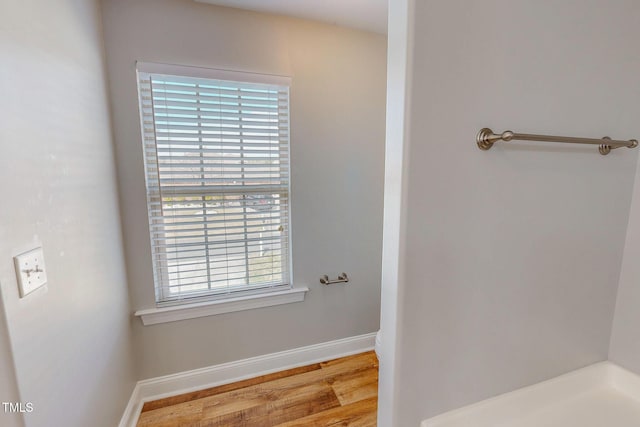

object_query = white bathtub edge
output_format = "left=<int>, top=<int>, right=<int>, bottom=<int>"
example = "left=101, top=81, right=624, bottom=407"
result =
left=420, top=361, right=635, bottom=427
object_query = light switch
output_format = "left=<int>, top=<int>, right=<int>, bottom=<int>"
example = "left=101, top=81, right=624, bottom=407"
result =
left=14, top=247, right=48, bottom=297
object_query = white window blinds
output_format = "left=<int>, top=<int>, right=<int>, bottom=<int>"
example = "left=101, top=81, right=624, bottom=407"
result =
left=136, top=63, right=291, bottom=304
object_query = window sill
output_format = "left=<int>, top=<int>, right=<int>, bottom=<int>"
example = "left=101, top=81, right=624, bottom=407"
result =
left=135, top=287, right=309, bottom=326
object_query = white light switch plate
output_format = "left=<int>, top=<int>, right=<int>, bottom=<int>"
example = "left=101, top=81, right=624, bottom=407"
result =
left=14, top=247, right=48, bottom=298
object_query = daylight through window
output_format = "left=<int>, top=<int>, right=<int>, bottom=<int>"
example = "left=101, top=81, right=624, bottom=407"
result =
left=137, top=63, right=291, bottom=304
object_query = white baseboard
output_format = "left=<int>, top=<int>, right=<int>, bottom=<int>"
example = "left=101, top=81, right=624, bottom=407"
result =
left=374, top=329, right=382, bottom=361
left=118, top=332, right=377, bottom=427
left=118, top=384, right=142, bottom=427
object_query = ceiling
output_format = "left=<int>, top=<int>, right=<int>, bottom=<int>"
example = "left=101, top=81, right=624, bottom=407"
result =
left=194, top=0, right=388, bottom=34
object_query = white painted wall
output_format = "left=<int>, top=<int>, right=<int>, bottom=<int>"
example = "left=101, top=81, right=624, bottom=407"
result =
left=100, top=0, right=386, bottom=379
left=381, top=1, right=640, bottom=425
left=377, top=0, right=412, bottom=425
left=0, top=1, right=136, bottom=426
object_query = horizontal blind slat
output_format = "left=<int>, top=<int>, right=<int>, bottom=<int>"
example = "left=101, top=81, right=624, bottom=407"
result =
left=158, top=184, right=287, bottom=195
left=151, top=107, right=287, bottom=120
left=143, top=115, right=288, bottom=128
left=149, top=80, right=288, bottom=96
left=144, top=89, right=287, bottom=105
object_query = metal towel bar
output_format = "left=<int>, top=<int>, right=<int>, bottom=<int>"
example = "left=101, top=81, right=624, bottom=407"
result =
left=477, top=128, right=638, bottom=155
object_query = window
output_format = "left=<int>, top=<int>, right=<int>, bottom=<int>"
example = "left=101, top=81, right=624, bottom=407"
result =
left=136, top=63, right=291, bottom=305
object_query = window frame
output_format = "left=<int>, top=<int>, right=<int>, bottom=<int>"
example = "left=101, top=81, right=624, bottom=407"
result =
left=135, top=62, right=294, bottom=307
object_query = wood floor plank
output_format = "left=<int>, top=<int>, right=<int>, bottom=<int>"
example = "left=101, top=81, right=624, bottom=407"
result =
left=199, top=381, right=341, bottom=426
left=329, top=367, right=378, bottom=406
left=142, top=364, right=322, bottom=412
left=137, top=400, right=204, bottom=427
left=319, top=352, right=378, bottom=371
left=197, top=377, right=338, bottom=420
left=141, top=369, right=340, bottom=425
left=272, top=396, right=378, bottom=427
left=196, top=351, right=377, bottom=413
left=137, top=351, right=378, bottom=427
left=342, top=409, right=378, bottom=427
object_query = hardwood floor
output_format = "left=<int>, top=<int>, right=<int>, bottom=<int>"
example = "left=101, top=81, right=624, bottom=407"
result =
left=137, top=351, right=378, bottom=427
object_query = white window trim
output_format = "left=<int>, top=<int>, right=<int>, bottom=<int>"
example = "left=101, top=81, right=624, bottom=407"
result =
left=135, top=286, right=308, bottom=326
left=136, top=61, right=292, bottom=87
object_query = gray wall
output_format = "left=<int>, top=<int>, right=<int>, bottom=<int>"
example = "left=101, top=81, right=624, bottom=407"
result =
left=610, top=147, right=640, bottom=372
left=0, top=0, right=136, bottom=426
left=100, top=0, right=387, bottom=379
left=381, top=0, right=640, bottom=425
left=0, top=303, right=22, bottom=427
